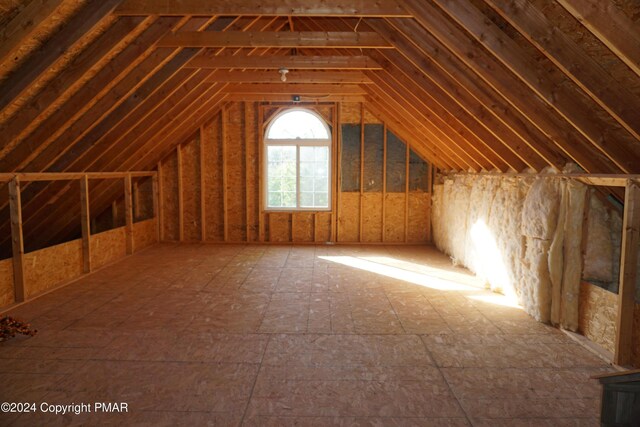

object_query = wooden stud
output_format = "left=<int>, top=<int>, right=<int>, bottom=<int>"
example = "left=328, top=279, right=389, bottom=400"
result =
left=258, top=105, right=265, bottom=242
left=176, top=144, right=184, bottom=242
left=426, top=162, right=433, bottom=243
left=404, top=141, right=410, bottom=242
left=80, top=175, right=91, bottom=273
left=221, top=105, right=229, bottom=242
left=152, top=172, right=160, bottom=242
left=199, top=126, right=207, bottom=241
left=382, top=123, right=387, bottom=243
left=331, top=102, right=338, bottom=242
left=132, top=181, right=140, bottom=221
left=8, top=178, right=25, bottom=303
left=244, top=103, right=252, bottom=242
left=614, top=179, right=640, bottom=365
left=124, top=175, right=134, bottom=255
left=335, top=103, right=342, bottom=242
left=157, top=162, right=164, bottom=241
left=359, top=103, right=365, bottom=242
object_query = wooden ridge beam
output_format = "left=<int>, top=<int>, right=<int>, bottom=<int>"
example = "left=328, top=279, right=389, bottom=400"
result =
left=186, top=54, right=382, bottom=69
left=417, top=0, right=640, bottom=172
left=157, top=31, right=393, bottom=49
left=0, top=0, right=121, bottom=114
left=386, top=11, right=619, bottom=173
left=115, top=0, right=410, bottom=17
left=556, top=0, right=640, bottom=79
left=484, top=0, right=640, bottom=141
left=206, top=70, right=372, bottom=84
left=223, top=94, right=367, bottom=102
left=0, top=0, right=64, bottom=65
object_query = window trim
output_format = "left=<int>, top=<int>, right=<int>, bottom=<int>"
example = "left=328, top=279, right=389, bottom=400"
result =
left=263, top=108, right=332, bottom=212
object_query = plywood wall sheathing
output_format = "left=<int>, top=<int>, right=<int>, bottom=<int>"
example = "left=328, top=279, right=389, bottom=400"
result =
left=408, top=192, right=430, bottom=242
left=268, top=213, right=291, bottom=242
left=202, top=113, right=224, bottom=241
left=0, top=258, right=14, bottom=308
left=384, top=193, right=406, bottom=242
left=161, top=151, right=179, bottom=240
left=181, top=133, right=202, bottom=241
left=133, top=218, right=158, bottom=251
left=579, top=281, right=617, bottom=355
left=226, top=102, right=247, bottom=242
left=338, top=192, right=360, bottom=242
left=362, top=193, right=384, bottom=242
left=24, top=239, right=83, bottom=299
left=292, top=213, right=314, bottom=242
left=91, top=226, right=127, bottom=270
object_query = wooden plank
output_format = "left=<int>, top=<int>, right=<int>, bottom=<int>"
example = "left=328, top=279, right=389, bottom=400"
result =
left=0, top=172, right=155, bottom=182
left=485, top=0, right=640, bottom=141
left=8, top=178, right=25, bottom=303
left=404, top=141, right=410, bottom=242
left=244, top=104, right=251, bottom=242
left=224, top=83, right=367, bottom=95
left=221, top=105, right=229, bottom=242
left=0, top=0, right=122, bottom=113
left=258, top=105, right=265, bottom=242
left=335, top=103, right=342, bottom=242
left=331, top=102, right=338, bottom=242
left=157, top=32, right=392, bottom=48
left=152, top=172, right=160, bottom=241
left=156, top=162, right=164, bottom=241
left=614, top=180, right=640, bottom=365
left=556, top=0, right=640, bottom=78
left=80, top=175, right=91, bottom=273
left=0, top=0, right=64, bottom=65
left=224, top=94, right=367, bottom=103
left=124, top=175, right=134, bottom=254
left=176, top=144, right=184, bottom=242
left=206, top=70, right=372, bottom=84
left=359, top=103, right=365, bottom=241
left=116, top=0, right=410, bottom=17
left=187, top=55, right=382, bottom=70
left=382, top=123, right=387, bottom=242
left=199, top=126, right=207, bottom=241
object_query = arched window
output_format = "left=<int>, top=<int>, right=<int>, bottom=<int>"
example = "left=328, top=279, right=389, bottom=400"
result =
left=264, top=109, right=331, bottom=210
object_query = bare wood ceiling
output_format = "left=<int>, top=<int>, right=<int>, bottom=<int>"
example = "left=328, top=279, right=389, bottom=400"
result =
left=0, top=0, right=638, bottom=254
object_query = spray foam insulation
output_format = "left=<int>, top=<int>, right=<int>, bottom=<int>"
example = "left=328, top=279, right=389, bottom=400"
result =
left=432, top=172, right=591, bottom=328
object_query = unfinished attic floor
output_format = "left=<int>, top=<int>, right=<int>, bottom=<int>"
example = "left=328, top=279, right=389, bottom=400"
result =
left=1, top=243, right=613, bottom=426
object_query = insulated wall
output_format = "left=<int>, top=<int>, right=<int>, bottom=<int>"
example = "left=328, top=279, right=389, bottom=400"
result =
left=158, top=101, right=432, bottom=244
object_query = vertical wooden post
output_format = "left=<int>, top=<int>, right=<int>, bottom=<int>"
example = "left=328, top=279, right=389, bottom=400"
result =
left=335, top=103, right=342, bottom=242
left=221, top=104, right=229, bottom=242
left=244, top=103, right=250, bottom=242
left=615, top=179, right=640, bottom=365
left=404, top=143, right=410, bottom=242
left=8, top=178, right=25, bottom=303
left=124, top=174, right=134, bottom=254
left=426, top=162, right=433, bottom=243
left=199, top=125, right=207, bottom=241
left=111, top=201, right=118, bottom=228
left=152, top=172, right=160, bottom=242
left=176, top=144, right=184, bottom=242
left=382, top=123, right=387, bottom=243
left=331, top=103, right=338, bottom=242
left=80, top=175, right=91, bottom=273
left=132, top=180, right=140, bottom=221
left=157, top=161, right=164, bottom=241
left=258, top=105, right=265, bottom=242
left=359, top=103, right=364, bottom=242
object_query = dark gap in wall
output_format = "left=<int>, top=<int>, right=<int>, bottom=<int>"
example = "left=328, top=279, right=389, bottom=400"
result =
left=340, top=124, right=361, bottom=192
left=364, top=124, right=384, bottom=192
left=386, top=130, right=406, bottom=192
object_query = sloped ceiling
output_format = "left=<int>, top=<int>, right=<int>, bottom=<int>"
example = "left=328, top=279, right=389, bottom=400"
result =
left=0, top=0, right=639, bottom=254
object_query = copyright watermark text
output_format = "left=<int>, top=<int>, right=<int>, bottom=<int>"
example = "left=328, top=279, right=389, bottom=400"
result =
left=1, top=402, right=128, bottom=414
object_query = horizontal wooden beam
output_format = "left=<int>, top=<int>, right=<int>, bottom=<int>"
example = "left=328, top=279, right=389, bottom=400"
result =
left=0, top=172, right=156, bottom=183
left=115, top=0, right=410, bottom=17
left=223, top=94, right=367, bottom=102
left=449, top=172, right=640, bottom=187
left=223, top=83, right=367, bottom=94
left=157, top=31, right=393, bottom=48
left=206, top=70, right=372, bottom=84
left=186, top=54, right=382, bottom=69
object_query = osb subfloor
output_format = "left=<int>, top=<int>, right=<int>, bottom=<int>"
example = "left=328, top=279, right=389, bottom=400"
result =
left=1, top=244, right=613, bottom=426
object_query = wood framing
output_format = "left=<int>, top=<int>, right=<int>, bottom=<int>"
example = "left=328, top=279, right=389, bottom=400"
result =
left=80, top=175, right=91, bottom=273
left=124, top=174, right=134, bottom=254
left=221, top=105, right=229, bottom=242
left=152, top=172, right=160, bottom=241
left=187, top=55, right=382, bottom=70
left=8, top=178, right=25, bottom=302
left=206, top=71, right=372, bottom=84
left=614, top=180, right=640, bottom=365
left=157, top=162, right=164, bottom=241
left=115, top=0, right=410, bottom=17
left=176, top=144, right=184, bottom=242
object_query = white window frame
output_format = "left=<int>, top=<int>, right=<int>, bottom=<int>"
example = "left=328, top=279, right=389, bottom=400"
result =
left=263, top=108, right=332, bottom=212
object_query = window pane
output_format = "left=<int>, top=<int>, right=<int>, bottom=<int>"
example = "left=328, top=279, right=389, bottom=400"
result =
left=300, top=177, right=313, bottom=192
left=267, top=146, right=296, bottom=208
left=315, top=178, right=327, bottom=192
left=267, top=110, right=329, bottom=140
left=300, top=192, right=314, bottom=207
left=315, top=146, right=328, bottom=161
left=315, top=192, right=328, bottom=207
left=300, top=147, right=314, bottom=162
